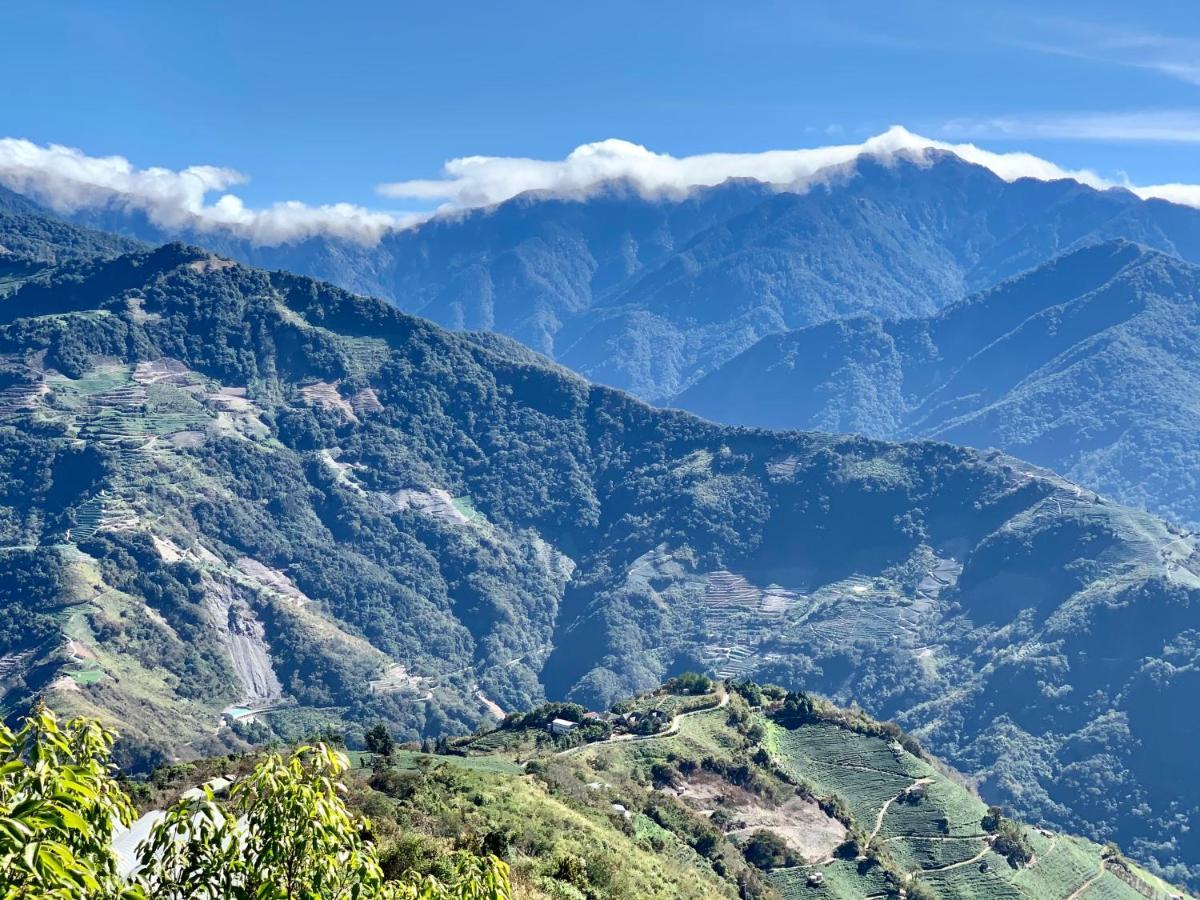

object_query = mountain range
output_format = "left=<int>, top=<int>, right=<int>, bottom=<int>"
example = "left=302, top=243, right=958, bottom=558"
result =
left=0, top=188, right=1197, bottom=885
left=37, top=149, right=1200, bottom=532
left=44, top=152, right=1200, bottom=403
left=674, top=240, right=1200, bottom=528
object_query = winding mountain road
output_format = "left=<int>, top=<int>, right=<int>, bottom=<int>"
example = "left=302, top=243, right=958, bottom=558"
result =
left=920, top=839, right=993, bottom=874
left=867, top=777, right=934, bottom=843
left=1063, top=859, right=1105, bottom=900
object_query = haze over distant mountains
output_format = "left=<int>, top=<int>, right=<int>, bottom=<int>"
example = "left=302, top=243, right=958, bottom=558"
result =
left=674, top=240, right=1200, bottom=528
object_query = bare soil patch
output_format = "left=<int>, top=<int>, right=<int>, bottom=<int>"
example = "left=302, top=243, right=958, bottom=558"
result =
left=669, top=772, right=846, bottom=862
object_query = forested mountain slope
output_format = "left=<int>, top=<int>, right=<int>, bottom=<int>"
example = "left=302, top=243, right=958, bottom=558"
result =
left=0, top=243, right=1196, bottom=882
left=674, top=241, right=1200, bottom=527
left=0, top=184, right=142, bottom=268
left=57, top=152, right=1200, bottom=400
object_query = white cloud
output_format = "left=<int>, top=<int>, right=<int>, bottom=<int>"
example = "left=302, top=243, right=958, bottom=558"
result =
left=377, top=126, right=1115, bottom=208
left=941, top=110, right=1200, bottom=144
left=0, top=138, right=414, bottom=246
left=6, top=127, right=1200, bottom=247
left=1130, top=182, right=1200, bottom=207
left=1009, top=19, right=1200, bottom=87
left=934, top=112, right=1200, bottom=207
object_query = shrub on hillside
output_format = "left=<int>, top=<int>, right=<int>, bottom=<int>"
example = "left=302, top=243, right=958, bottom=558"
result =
left=0, top=705, right=512, bottom=899
left=665, top=672, right=714, bottom=695
left=741, top=830, right=795, bottom=869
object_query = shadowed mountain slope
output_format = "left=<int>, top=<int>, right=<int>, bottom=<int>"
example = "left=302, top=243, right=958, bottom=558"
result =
left=675, top=241, right=1200, bottom=528
left=0, top=185, right=142, bottom=269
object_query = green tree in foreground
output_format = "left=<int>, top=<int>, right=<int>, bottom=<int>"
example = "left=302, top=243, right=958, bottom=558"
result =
left=0, top=703, right=140, bottom=899
left=1, top=706, right=511, bottom=900
left=391, top=854, right=516, bottom=900
left=136, top=742, right=386, bottom=899
left=740, top=829, right=793, bottom=869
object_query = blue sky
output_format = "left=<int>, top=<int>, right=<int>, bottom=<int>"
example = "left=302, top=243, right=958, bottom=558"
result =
left=3, top=0, right=1200, bottom=214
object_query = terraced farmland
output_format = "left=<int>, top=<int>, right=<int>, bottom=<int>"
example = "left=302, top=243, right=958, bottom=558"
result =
left=922, top=862, right=1026, bottom=899
left=769, top=859, right=893, bottom=898
left=698, top=568, right=818, bottom=681
left=64, top=490, right=138, bottom=543
left=462, top=729, right=522, bottom=753
left=763, top=721, right=1171, bottom=899
left=881, top=777, right=988, bottom=840
left=771, top=722, right=928, bottom=780
left=326, top=676, right=1194, bottom=900
left=383, top=749, right=523, bottom=776
left=888, top=834, right=991, bottom=872
left=0, top=650, right=33, bottom=681
left=0, top=380, right=46, bottom=415
left=336, top=334, right=392, bottom=378
left=685, top=546, right=967, bottom=690
left=1009, top=834, right=1112, bottom=899
left=701, top=570, right=794, bottom=679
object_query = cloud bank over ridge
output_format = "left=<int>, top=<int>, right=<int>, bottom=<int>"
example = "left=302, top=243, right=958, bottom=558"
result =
left=0, top=138, right=412, bottom=246
left=3, top=127, right=1200, bottom=246
left=378, top=125, right=1116, bottom=206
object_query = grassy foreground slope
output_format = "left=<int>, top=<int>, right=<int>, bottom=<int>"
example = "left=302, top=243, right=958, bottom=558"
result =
left=0, top=243, right=1195, bottom=883
left=317, top=680, right=1192, bottom=900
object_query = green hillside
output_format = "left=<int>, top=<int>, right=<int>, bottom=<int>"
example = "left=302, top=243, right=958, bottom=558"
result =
left=298, top=680, right=1192, bottom=900
left=0, top=243, right=1196, bottom=886
left=0, top=184, right=142, bottom=269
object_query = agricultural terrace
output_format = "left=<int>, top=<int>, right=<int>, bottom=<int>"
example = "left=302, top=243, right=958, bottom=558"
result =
left=765, top=720, right=1178, bottom=899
